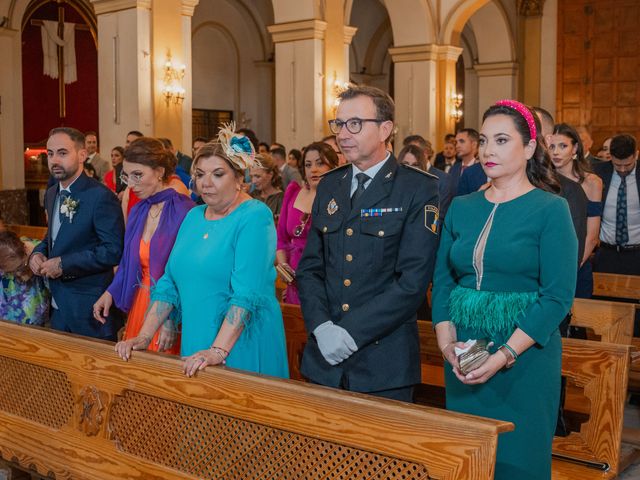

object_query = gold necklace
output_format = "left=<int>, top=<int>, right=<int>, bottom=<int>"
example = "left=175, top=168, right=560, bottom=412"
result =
left=149, top=204, right=162, bottom=219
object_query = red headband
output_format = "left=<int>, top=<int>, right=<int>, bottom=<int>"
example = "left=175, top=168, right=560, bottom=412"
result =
left=495, top=99, right=537, bottom=141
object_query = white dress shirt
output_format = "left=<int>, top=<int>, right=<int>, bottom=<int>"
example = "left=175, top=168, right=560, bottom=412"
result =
left=350, top=152, right=391, bottom=196
left=600, top=167, right=640, bottom=245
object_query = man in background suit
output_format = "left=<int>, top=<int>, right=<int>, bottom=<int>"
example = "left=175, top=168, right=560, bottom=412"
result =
left=84, top=131, right=111, bottom=180
left=30, top=127, right=125, bottom=340
left=593, top=134, right=640, bottom=275
left=270, top=146, right=302, bottom=190
left=448, top=128, right=480, bottom=195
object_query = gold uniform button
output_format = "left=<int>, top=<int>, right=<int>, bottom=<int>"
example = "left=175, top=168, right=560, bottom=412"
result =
left=378, top=230, right=385, bottom=237
left=322, top=226, right=328, bottom=233
left=342, top=304, right=350, bottom=312
left=345, top=254, right=353, bottom=262
left=346, top=228, right=354, bottom=236
left=343, top=279, right=351, bottom=287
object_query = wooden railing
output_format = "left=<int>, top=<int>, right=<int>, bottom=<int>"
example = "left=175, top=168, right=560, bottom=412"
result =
left=0, top=320, right=512, bottom=480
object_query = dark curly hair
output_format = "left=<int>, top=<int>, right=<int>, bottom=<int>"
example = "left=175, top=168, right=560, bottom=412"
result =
left=482, top=104, right=560, bottom=194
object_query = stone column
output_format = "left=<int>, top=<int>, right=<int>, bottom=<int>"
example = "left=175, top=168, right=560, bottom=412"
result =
left=0, top=27, right=25, bottom=189
left=91, top=0, right=198, bottom=152
left=474, top=61, right=518, bottom=120
left=518, top=0, right=546, bottom=107
left=268, top=19, right=327, bottom=149
left=389, top=44, right=461, bottom=151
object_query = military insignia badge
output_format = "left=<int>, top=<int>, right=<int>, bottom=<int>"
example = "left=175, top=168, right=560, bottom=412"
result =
left=327, top=198, right=339, bottom=215
left=424, top=205, right=439, bottom=234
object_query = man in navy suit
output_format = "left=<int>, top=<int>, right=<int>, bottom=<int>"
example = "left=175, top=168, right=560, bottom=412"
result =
left=449, top=128, right=480, bottom=195
left=297, top=85, right=439, bottom=402
left=593, top=134, right=640, bottom=275
left=30, top=127, right=125, bottom=340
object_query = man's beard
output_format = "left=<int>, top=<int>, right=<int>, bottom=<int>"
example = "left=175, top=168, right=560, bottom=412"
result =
left=50, top=165, right=75, bottom=181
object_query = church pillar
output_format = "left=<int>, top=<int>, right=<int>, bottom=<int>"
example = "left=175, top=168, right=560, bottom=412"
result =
left=323, top=0, right=357, bottom=134
left=389, top=44, right=461, bottom=151
left=91, top=0, right=197, bottom=153
left=518, top=0, right=546, bottom=106
left=0, top=27, right=25, bottom=189
left=474, top=61, right=519, bottom=122
left=268, top=19, right=327, bottom=148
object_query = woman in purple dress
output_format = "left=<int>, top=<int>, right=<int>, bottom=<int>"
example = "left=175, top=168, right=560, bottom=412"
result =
left=276, top=143, right=338, bottom=304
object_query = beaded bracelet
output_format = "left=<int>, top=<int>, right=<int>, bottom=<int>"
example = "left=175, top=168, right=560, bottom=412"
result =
left=210, top=346, right=229, bottom=364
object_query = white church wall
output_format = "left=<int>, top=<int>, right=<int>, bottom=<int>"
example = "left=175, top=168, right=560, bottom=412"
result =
left=192, top=0, right=273, bottom=143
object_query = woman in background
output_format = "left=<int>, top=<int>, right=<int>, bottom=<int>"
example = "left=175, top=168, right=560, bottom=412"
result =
left=549, top=123, right=603, bottom=298
left=0, top=230, right=49, bottom=326
left=276, top=142, right=338, bottom=304
left=251, top=153, right=284, bottom=220
left=104, top=146, right=126, bottom=195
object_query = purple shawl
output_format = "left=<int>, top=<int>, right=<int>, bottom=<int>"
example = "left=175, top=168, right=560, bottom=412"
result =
left=108, top=188, right=194, bottom=312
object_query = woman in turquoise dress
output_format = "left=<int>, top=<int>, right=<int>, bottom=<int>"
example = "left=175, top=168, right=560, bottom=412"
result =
left=115, top=125, right=289, bottom=379
left=432, top=100, right=577, bottom=479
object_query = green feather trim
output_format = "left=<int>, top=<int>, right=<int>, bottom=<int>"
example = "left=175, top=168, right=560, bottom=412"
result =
left=448, top=285, right=538, bottom=337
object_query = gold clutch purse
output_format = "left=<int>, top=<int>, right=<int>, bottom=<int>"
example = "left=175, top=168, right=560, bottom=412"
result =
left=275, top=264, right=295, bottom=284
left=458, top=339, right=492, bottom=375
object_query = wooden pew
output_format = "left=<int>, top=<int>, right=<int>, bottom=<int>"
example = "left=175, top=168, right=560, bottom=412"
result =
left=6, top=224, right=47, bottom=241
left=572, top=298, right=635, bottom=345
left=593, top=273, right=640, bottom=303
left=281, top=304, right=632, bottom=479
left=0, top=320, right=512, bottom=480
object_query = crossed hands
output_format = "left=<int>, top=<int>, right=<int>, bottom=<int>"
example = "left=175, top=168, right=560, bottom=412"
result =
left=29, top=253, right=62, bottom=279
left=441, top=341, right=507, bottom=385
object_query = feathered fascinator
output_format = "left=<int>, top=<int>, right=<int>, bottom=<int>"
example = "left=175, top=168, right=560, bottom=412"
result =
left=216, top=122, right=259, bottom=170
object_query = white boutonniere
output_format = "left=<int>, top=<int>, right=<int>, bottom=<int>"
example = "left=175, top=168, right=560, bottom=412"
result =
left=60, top=196, right=80, bottom=223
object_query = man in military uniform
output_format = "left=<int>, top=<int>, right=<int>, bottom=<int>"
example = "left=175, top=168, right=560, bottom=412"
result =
left=297, top=85, right=440, bottom=402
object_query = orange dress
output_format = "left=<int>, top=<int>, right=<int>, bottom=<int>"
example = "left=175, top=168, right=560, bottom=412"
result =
left=123, top=239, right=181, bottom=354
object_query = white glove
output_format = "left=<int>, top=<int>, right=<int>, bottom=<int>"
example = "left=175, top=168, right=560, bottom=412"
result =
left=313, top=321, right=358, bottom=366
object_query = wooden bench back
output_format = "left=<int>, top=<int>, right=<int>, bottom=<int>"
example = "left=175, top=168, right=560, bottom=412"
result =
left=572, top=298, right=635, bottom=345
left=593, top=272, right=640, bottom=303
left=0, top=320, right=512, bottom=480
left=6, top=224, right=47, bottom=240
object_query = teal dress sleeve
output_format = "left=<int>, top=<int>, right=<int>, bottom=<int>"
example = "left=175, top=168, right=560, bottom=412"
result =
left=225, top=203, right=277, bottom=328
left=431, top=198, right=458, bottom=324
left=516, top=197, right=578, bottom=346
left=150, top=249, right=181, bottom=325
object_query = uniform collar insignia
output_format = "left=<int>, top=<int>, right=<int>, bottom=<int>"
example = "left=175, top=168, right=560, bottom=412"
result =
left=385, top=171, right=393, bottom=179
left=327, top=198, right=339, bottom=215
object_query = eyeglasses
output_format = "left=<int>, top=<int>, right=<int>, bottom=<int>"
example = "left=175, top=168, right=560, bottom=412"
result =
left=294, top=213, right=310, bottom=237
left=328, top=118, right=384, bottom=135
left=119, top=172, right=144, bottom=185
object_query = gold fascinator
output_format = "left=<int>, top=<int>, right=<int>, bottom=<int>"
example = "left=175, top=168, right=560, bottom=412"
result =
left=216, top=122, right=259, bottom=170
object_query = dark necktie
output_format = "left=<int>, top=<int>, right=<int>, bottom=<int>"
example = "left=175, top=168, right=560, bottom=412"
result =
left=58, top=190, right=70, bottom=224
left=616, top=176, right=629, bottom=245
left=351, top=173, right=370, bottom=208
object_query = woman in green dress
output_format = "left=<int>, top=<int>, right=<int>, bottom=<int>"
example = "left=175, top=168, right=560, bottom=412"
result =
left=432, top=100, right=577, bottom=479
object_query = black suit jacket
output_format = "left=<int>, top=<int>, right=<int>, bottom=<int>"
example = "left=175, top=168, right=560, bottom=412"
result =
left=297, top=157, right=440, bottom=392
left=33, top=173, right=125, bottom=337
left=558, top=175, right=588, bottom=265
